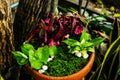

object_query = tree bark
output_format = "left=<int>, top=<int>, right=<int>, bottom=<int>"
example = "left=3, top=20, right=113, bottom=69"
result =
left=0, top=0, right=15, bottom=75
left=13, top=0, right=51, bottom=48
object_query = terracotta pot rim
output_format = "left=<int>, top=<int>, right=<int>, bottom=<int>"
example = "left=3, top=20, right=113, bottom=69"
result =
left=26, top=53, right=95, bottom=79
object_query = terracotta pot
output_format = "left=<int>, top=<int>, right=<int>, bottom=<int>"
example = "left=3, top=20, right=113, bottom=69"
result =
left=25, top=53, right=95, bottom=80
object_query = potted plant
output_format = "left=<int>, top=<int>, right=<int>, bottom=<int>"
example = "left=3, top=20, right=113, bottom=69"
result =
left=12, top=12, right=105, bottom=80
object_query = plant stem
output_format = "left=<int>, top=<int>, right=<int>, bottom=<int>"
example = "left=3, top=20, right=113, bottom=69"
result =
left=82, top=0, right=90, bottom=15
left=89, top=64, right=101, bottom=80
left=114, top=47, right=120, bottom=80
left=108, top=49, right=118, bottom=80
left=26, top=34, right=35, bottom=43
left=78, top=0, right=83, bottom=14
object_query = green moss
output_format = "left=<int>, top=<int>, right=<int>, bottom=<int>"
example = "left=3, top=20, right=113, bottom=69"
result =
left=44, top=46, right=88, bottom=76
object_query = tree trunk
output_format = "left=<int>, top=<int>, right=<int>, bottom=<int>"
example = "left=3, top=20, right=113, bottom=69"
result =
left=13, top=0, right=51, bottom=48
left=0, top=0, right=15, bottom=75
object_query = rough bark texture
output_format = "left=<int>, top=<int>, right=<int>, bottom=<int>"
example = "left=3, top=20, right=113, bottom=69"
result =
left=10, top=0, right=19, bottom=5
left=0, top=0, right=15, bottom=74
left=13, top=0, right=51, bottom=48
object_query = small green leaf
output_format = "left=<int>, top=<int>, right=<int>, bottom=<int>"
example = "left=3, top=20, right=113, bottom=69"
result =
left=88, top=47, right=95, bottom=52
left=29, top=50, right=42, bottom=70
left=68, top=46, right=80, bottom=54
left=21, top=44, right=34, bottom=56
left=96, top=16, right=106, bottom=21
left=35, top=47, right=43, bottom=61
left=74, top=46, right=81, bottom=51
left=63, top=38, right=80, bottom=46
left=12, top=51, right=28, bottom=65
left=81, top=50, right=87, bottom=54
left=80, top=30, right=91, bottom=41
left=49, top=46, right=57, bottom=56
left=58, top=6, right=68, bottom=13
left=103, top=24, right=113, bottom=29
left=42, top=46, right=50, bottom=64
left=89, top=38, right=105, bottom=46
left=68, top=48, right=75, bottom=53
left=81, top=42, right=93, bottom=48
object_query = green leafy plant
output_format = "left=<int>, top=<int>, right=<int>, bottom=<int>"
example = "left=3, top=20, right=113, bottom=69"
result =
left=87, top=14, right=113, bottom=36
left=12, top=44, right=57, bottom=70
left=88, top=16, right=120, bottom=80
left=12, top=30, right=104, bottom=76
left=63, top=30, right=105, bottom=58
left=12, top=12, right=105, bottom=76
left=89, top=36, right=120, bottom=80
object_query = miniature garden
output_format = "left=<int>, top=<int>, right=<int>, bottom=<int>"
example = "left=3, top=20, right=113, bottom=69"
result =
left=0, top=0, right=120, bottom=80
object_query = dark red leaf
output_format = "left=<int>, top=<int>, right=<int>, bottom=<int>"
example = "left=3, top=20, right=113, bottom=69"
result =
left=74, top=25, right=83, bottom=35
left=55, top=20, right=64, bottom=40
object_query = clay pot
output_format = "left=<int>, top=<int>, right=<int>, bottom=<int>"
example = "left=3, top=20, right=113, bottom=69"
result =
left=25, top=53, right=95, bottom=80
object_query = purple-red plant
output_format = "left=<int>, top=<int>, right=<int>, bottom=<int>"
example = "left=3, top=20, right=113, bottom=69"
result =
left=29, top=13, right=84, bottom=46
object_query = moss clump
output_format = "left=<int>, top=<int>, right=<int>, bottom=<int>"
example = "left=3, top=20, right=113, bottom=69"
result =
left=44, top=46, right=88, bottom=76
